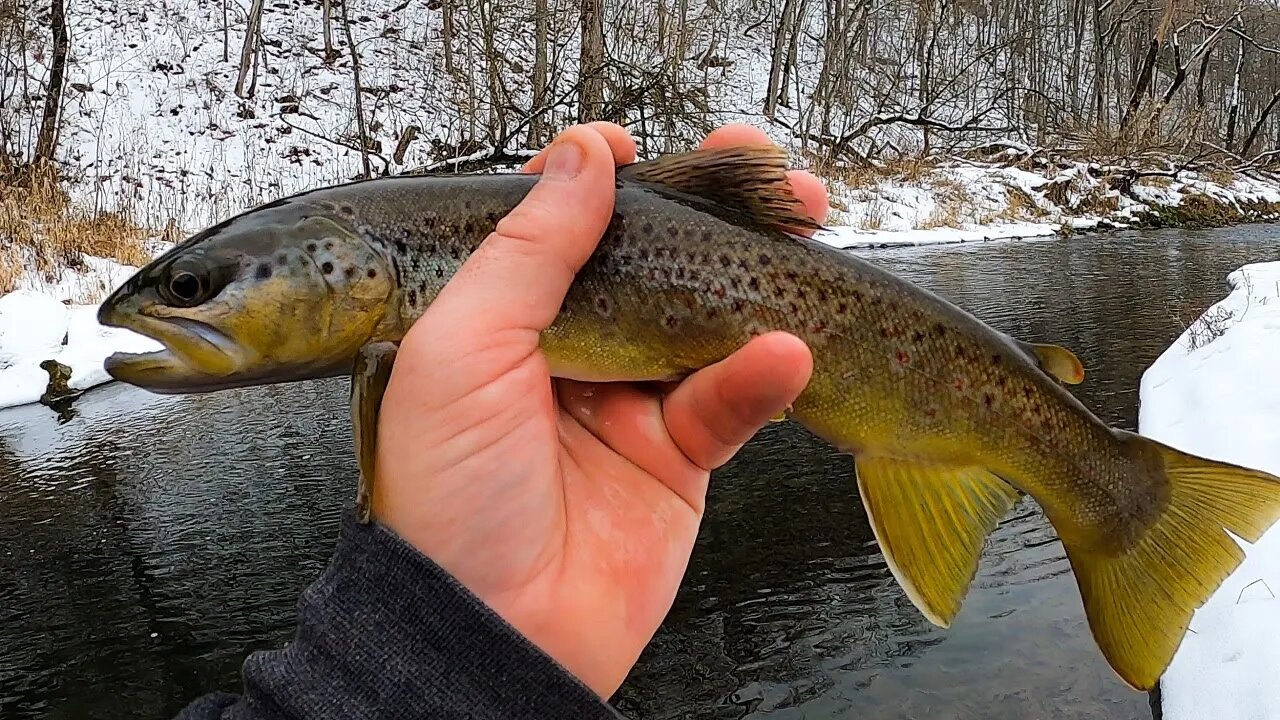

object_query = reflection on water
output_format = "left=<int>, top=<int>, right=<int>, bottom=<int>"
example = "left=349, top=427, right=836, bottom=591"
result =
left=2, top=226, right=1279, bottom=719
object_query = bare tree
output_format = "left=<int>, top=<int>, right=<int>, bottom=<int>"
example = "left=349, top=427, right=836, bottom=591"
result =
left=234, top=0, right=266, bottom=98
left=33, top=0, right=66, bottom=167
left=529, top=0, right=549, bottom=145
left=579, top=0, right=605, bottom=122
left=340, top=0, right=371, bottom=178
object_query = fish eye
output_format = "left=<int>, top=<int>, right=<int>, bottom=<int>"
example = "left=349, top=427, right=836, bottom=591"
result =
left=162, top=269, right=208, bottom=307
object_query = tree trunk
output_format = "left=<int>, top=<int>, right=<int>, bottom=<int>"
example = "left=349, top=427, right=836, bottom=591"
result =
left=222, top=0, right=230, bottom=62
left=34, top=0, right=68, bottom=167
left=1242, top=89, right=1280, bottom=158
left=235, top=0, right=267, bottom=98
left=442, top=0, right=455, bottom=74
left=529, top=0, right=549, bottom=146
left=578, top=0, right=606, bottom=122
left=1226, top=37, right=1245, bottom=148
left=322, top=0, right=337, bottom=64
left=340, top=0, right=372, bottom=178
left=765, top=0, right=799, bottom=116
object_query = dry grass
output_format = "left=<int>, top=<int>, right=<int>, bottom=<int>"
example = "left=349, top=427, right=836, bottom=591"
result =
left=0, top=167, right=152, bottom=294
left=1205, top=166, right=1237, bottom=186
left=919, top=176, right=974, bottom=229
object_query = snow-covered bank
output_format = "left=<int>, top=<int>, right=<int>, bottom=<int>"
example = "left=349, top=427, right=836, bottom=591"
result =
left=1139, top=262, right=1280, bottom=719
left=818, top=157, right=1280, bottom=249
left=0, top=259, right=161, bottom=409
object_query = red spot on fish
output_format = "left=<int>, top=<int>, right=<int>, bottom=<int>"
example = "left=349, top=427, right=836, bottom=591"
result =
left=924, top=407, right=937, bottom=419
left=954, top=378, right=966, bottom=391
left=983, top=392, right=994, bottom=409
left=714, top=285, right=727, bottom=298
left=896, top=350, right=910, bottom=365
left=811, top=320, right=827, bottom=334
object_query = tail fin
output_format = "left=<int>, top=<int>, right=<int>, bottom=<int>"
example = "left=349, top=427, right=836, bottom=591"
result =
left=1062, top=429, right=1280, bottom=691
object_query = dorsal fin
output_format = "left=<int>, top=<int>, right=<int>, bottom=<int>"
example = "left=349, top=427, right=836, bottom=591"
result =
left=1017, top=340, right=1086, bottom=385
left=618, top=145, right=823, bottom=233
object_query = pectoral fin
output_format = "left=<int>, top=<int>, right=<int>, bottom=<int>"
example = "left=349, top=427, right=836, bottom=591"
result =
left=351, top=341, right=399, bottom=524
left=1019, top=340, right=1086, bottom=385
left=854, top=456, right=1020, bottom=627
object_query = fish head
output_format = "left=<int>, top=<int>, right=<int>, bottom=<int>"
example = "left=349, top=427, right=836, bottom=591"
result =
left=98, top=203, right=397, bottom=393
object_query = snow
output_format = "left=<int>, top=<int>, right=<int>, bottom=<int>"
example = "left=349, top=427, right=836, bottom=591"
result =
left=1138, top=262, right=1280, bottom=719
left=0, top=261, right=162, bottom=410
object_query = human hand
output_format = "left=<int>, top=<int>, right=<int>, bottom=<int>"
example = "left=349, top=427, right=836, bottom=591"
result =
left=372, top=122, right=829, bottom=697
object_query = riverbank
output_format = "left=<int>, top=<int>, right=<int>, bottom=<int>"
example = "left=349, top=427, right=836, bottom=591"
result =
left=1139, top=261, right=1280, bottom=719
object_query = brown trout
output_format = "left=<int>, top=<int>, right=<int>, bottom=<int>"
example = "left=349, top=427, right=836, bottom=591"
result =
left=97, top=145, right=1280, bottom=690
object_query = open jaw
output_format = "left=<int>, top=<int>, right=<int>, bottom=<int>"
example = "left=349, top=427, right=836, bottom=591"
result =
left=102, top=315, right=246, bottom=393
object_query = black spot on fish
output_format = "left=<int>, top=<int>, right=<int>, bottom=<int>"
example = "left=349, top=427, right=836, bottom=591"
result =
left=748, top=277, right=759, bottom=291
left=394, top=240, right=407, bottom=253
left=933, top=323, right=946, bottom=337
left=719, top=254, right=731, bottom=268
left=344, top=266, right=356, bottom=279
left=306, top=242, right=317, bottom=252
left=449, top=247, right=460, bottom=260
left=702, top=230, right=713, bottom=243
left=275, top=254, right=288, bottom=266
left=367, top=268, right=377, bottom=279
left=852, top=290, right=862, bottom=302
left=339, top=205, right=355, bottom=216
left=435, top=267, right=444, bottom=278
left=464, top=200, right=472, bottom=210
left=817, top=289, right=827, bottom=302
left=992, top=353, right=1003, bottom=364
left=759, top=253, right=772, bottom=266
left=255, top=264, right=272, bottom=280
left=983, top=392, right=995, bottom=409
left=321, top=261, right=334, bottom=274
left=666, top=223, right=679, bottom=237
left=912, top=330, right=925, bottom=342
left=642, top=221, right=654, bottom=235
left=408, top=289, right=418, bottom=307
left=663, top=314, right=679, bottom=330
left=325, top=241, right=333, bottom=251
left=838, top=301, right=848, bottom=313
left=594, top=295, right=612, bottom=317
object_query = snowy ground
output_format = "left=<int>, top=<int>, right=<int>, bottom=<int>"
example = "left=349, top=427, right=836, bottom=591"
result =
left=1138, top=262, right=1280, bottom=719
left=0, top=258, right=162, bottom=409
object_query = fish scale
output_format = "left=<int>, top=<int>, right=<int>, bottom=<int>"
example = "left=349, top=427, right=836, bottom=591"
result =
left=97, top=144, right=1280, bottom=692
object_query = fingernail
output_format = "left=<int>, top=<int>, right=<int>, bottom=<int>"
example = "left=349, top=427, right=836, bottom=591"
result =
left=543, top=140, right=583, bottom=180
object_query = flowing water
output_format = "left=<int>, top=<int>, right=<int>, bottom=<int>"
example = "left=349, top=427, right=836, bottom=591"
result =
left=2, top=226, right=1278, bottom=719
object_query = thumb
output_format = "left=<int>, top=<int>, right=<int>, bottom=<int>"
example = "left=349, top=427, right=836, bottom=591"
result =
left=419, top=125, right=618, bottom=342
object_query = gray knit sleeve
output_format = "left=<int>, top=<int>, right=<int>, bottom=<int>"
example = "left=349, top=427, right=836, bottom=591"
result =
left=175, top=509, right=625, bottom=720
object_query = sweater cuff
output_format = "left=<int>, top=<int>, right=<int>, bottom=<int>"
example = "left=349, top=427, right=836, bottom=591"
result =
left=234, top=508, right=623, bottom=719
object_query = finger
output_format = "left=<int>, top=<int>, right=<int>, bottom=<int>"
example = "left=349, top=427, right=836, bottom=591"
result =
left=422, top=125, right=616, bottom=338
left=699, top=125, right=829, bottom=233
left=523, top=122, right=637, bottom=172
left=786, top=169, right=830, bottom=229
left=698, top=123, right=773, bottom=150
left=557, top=379, right=704, bottom=486
left=660, top=332, right=813, bottom=509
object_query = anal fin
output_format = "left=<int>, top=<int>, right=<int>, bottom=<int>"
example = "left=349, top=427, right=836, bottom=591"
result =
left=854, top=456, right=1020, bottom=627
left=351, top=341, right=399, bottom=524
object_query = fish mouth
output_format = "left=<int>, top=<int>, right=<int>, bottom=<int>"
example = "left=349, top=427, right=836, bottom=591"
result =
left=100, top=306, right=247, bottom=393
